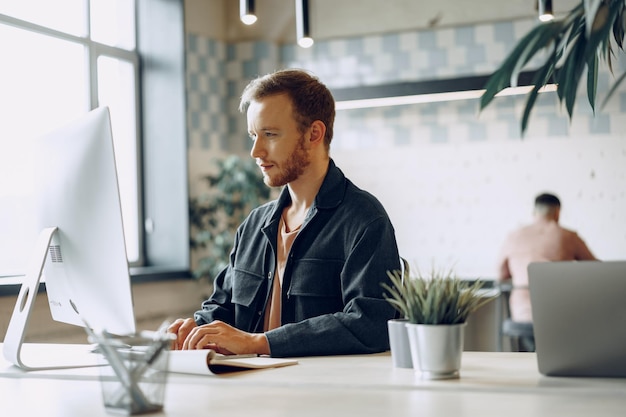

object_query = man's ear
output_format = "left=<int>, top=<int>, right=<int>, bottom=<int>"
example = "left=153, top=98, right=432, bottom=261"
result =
left=308, top=120, right=326, bottom=146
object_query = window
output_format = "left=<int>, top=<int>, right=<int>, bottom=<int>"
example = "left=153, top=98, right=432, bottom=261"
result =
left=0, top=0, right=142, bottom=275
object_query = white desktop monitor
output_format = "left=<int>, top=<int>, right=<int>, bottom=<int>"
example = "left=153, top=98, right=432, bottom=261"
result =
left=3, top=107, right=136, bottom=370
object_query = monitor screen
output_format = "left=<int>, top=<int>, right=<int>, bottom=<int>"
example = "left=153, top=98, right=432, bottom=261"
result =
left=3, top=107, right=136, bottom=370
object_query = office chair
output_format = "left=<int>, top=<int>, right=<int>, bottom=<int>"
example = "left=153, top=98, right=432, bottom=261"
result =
left=499, top=281, right=535, bottom=352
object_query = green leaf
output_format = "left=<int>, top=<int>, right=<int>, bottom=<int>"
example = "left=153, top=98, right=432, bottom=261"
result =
left=480, top=22, right=562, bottom=110
left=584, top=0, right=604, bottom=38
left=583, top=1, right=622, bottom=112
left=382, top=267, right=496, bottom=325
left=509, top=24, right=553, bottom=87
left=520, top=50, right=558, bottom=135
left=612, top=4, right=625, bottom=49
left=557, top=32, right=588, bottom=118
left=482, top=0, right=625, bottom=135
left=521, top=85, right=543, bottom=136
left=554, top=20, right=585, bottom=103
left=586, top=2, right=621, bottom=58
left=587, top=53, right=599, bottom=112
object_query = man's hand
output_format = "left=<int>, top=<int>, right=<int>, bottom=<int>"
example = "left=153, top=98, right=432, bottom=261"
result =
left=167, top=319, right=270, bottom=355
left=167, top=317, right=198, bottom=351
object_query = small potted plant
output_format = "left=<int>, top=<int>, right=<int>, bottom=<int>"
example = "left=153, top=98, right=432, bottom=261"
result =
left=382, top=267, right=496, bottom=379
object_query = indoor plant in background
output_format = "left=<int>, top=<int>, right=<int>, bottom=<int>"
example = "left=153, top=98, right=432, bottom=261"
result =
left=480, top=0, right=626, bottom=135
left=383, top=267, right=496, bottom=379
left=189, top=155, right=271, bottom=284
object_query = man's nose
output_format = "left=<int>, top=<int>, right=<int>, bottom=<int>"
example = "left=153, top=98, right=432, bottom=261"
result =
left=250, top=137, right=263, bottom=159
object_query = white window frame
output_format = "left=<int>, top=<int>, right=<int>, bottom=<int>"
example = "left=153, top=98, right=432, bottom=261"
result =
left=0, top=3, right=143, bottom=270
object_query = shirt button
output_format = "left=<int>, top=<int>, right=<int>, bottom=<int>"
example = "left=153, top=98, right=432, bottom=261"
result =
left=268, top=271, right=272, bottom=279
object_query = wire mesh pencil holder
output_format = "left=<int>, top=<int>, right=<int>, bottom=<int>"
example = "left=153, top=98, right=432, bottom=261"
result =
left=89, top=330, right=174, bottom=415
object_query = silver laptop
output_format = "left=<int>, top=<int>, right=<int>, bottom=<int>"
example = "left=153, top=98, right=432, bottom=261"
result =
left=529, top=260, right=626, bottom=378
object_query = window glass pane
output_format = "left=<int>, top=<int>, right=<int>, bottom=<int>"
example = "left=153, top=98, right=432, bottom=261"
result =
left=90, top=0, right=135, bottom=50
left=0, top=0, right=86, bottom=36
left=0, top=1, right=142, bottom=277
left=0, top=24, right=88, bottom=276
left=97, top=55, right=140, bottom=263
left=0, top=25, right=88, bottom=139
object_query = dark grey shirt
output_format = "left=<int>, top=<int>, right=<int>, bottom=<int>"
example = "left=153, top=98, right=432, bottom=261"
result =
left=194, top=159, right=400, bottom=357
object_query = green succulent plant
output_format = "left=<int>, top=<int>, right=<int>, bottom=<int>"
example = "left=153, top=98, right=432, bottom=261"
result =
left=480, top=0, right=626, bottom=135
left=382, top=267, right=496, bottom=325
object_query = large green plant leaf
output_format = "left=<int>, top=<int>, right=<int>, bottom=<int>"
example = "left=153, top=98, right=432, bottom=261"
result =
left=481, top=0, right=626, bottom=136
left=612, top=3, right=626, bottom=48
left=558, top=29, right=588, bottom=118
left=480, top=21, right=564, bottom=110
left=587, top=52, right=599, bottom=111
left=521, top=60, right=556, bottom=133
left=585, top=0, right=605, bottom=37
left=586, top=1, right=623, bottom=110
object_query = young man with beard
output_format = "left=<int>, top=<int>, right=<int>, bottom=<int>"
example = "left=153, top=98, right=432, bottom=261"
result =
left=168, top=69, right=401, bottom=357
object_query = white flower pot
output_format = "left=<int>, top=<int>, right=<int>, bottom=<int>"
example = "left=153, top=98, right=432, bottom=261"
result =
left=405, top=322, right=466, bottom=380
left=387, top=319, right=413, bottom=368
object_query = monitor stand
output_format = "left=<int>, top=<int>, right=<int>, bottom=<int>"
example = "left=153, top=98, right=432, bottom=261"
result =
left=2, top=227, right=97, bottom=371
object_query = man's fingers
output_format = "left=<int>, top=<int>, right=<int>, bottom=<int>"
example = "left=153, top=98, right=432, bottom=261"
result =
left=166, top=318, right=200, bottom=350
left=181, top=324, right=215, bottom=350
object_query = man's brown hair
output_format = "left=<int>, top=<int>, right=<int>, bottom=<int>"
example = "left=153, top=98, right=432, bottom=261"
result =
left=239, top=69, right=335, bottom=149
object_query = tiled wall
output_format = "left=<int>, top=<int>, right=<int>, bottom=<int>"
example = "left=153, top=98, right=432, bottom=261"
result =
left=186, top=17, right=626, bottom=151
left=186, top=38, right=280, bottom=153
left=281, top=20, right=542, bottom=86
left=186, top=17, right=626, bottom=276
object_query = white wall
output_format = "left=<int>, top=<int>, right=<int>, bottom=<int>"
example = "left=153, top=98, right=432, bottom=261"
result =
left=333, top=137, right=626, bottom=278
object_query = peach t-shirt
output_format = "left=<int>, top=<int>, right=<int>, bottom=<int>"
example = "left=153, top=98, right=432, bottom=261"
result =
left=264, top=216, right=300, bottom=331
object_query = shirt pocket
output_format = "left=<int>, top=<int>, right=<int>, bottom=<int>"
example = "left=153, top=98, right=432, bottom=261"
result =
left=287, top=259, right=344, bottom=318
left=231, top=268, right=265, bottom=308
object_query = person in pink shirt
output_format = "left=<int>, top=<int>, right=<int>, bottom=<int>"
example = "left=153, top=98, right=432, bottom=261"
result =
left=497, top=192, right=597, bottom=351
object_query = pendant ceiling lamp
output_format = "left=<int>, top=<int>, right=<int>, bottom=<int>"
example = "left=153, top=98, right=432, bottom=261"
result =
left=240, top=0, right=257, bottom=25
left=538, top=0, right=554, bottom=22
left=296, top=0, right=314, bottom=48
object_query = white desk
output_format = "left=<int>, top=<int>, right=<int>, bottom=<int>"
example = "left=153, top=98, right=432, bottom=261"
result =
left=1, top=344, right=626, bottom=417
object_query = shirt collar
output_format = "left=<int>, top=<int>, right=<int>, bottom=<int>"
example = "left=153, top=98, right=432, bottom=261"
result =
left=269, top=158, right=346, bottom=223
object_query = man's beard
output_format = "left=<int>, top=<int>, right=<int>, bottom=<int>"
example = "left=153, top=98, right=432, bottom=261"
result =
left=263, top=135, right=310, bottom=187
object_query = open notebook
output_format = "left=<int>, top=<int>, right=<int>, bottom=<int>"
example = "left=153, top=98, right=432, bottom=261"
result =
left=529, top=260, right=626, bottom=378
left=166, top=350, right=298, bottom=375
